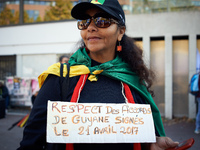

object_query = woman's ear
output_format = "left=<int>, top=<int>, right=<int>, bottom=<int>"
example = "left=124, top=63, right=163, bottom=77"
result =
left=118, top=27, right=126, bottom=41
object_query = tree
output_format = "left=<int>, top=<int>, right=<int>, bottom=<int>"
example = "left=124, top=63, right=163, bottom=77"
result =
left=0, top=7, right=35, bottom=25
left=142, top=0, right=150, bottom=13
left=0, top=6, right=15, bottom=25
left=36, top=16, right=42, bottom=22
left=24, top=11, right=34, bottom=23
left=13, top=11, right=19, bottom=24
left=44, top=0, right=73, bottom=22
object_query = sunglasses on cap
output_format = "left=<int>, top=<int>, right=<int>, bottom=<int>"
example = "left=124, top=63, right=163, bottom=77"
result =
left=77, top=13, right=119, bottom=30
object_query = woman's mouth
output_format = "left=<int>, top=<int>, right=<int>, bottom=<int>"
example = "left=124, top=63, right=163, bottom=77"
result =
left=87, top=36, right=101, bottom=41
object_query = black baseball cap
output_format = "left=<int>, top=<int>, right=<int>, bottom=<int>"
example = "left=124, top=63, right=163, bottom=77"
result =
left=71, top=0, right=126, bottom=26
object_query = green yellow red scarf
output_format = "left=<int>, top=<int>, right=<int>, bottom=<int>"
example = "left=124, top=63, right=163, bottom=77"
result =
left=38, top=48, right=165, bottom=137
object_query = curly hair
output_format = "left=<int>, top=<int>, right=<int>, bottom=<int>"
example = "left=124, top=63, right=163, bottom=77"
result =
left=119, top=34, right=155, bottom=96
left=76, top=34, right=155, bottom=96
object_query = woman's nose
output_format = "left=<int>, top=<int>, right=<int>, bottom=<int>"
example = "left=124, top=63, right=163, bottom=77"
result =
left=87, top=19, right=97, bottom=31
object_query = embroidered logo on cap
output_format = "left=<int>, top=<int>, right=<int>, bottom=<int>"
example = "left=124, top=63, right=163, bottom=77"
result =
left=91, top=0, right=105, bottom=5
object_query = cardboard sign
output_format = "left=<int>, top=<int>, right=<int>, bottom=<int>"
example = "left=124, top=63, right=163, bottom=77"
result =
left=47, top=101, right=156, bottom=143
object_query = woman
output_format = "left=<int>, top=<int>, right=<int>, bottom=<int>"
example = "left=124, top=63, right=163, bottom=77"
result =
left=17, top=0, right=179, bottom=150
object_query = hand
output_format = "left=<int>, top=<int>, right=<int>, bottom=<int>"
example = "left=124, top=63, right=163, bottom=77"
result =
left=149, top=136, right=179, bottom=150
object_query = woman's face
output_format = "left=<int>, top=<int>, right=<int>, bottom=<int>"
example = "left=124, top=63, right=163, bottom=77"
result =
left=80, top=8, right=125, bottom=63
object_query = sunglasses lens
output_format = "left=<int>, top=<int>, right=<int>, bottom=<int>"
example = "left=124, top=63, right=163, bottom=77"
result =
left=77, top=19, right=90, bottom=30
left=95, top=17, right=111, bottom=28
left=77, top=16, right=116, bottom=30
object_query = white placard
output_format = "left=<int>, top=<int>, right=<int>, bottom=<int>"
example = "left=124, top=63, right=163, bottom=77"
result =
left=47, top=101, right=156, bottom=143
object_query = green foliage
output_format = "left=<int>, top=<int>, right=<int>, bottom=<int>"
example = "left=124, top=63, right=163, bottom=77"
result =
left=36, top=16, right=42, bottom=22
left=24, top=10, right=34, bottom=23
left=13, top=11, right=19, bottom=24
left=44, top=0, right=73, bottom=22
left=0, top=6, right=15, bottom=25
left=0, top=7, right=36, bottom=25
left=143, top=0, right=148, bottom=5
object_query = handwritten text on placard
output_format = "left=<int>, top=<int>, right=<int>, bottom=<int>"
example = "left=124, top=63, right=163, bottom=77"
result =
left=47, top=101, right=156, bottom=143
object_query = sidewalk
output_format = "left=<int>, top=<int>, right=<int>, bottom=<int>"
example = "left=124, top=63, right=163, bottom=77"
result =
left=163, top=118, right=200, bottom=150
left=0, top=112, right=200, bottom=150
left=0, top=114, right=25, bottom=150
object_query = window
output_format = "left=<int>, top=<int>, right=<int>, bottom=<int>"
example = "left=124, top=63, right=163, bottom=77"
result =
left=0, top=0, right=19, bottom=26
left=0, top=0, right=75, bottom=26
left=26, top=10, right=39, bottom=21
left=0, top=0, right=199, bottom=26
left=0, top=55, right=16, bottom=80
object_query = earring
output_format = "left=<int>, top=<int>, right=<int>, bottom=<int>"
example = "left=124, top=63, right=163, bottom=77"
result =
left=117, top=41, right=122, bottom=52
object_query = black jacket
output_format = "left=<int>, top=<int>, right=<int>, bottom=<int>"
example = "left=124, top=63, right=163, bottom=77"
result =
left=17, top=61, right=148, bottom=150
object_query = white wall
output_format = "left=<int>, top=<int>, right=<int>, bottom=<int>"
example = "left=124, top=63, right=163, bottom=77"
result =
left=0, top=21, right=81, bottom=55
left=126, top=11, right=200, bottom=37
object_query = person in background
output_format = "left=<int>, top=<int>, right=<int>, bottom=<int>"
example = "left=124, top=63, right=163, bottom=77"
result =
left=18, top=0, right=179, bottom=149
left=59, top=55, right=69, bottom=64
left=195, top=74, right=200, bottom=134
left=0, top=81, right=10, bottom=111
